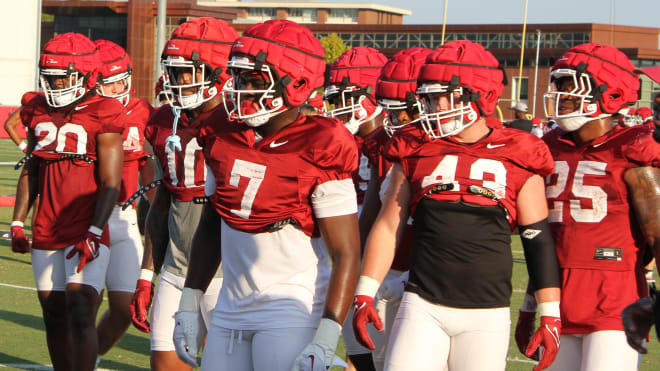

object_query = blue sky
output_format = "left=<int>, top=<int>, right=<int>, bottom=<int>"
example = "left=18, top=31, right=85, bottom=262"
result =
left=326, top=0, right=660, bottom=27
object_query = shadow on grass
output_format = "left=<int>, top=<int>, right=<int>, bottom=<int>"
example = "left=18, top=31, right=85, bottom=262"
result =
left=112, top=332, right=151, bottom=356
left=0, top=309, right=44, bottom=332
left=0, top=352, right=51, bottom=369
left=98, top=358, right=149, bottom=371
left=0, top=253, right=32, bottom=265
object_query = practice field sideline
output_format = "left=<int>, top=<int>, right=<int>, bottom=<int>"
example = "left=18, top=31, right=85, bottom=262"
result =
left=0, top=139, right=657, bottom=370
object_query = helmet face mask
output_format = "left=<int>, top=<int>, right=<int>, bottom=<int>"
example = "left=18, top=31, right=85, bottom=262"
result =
left=544, top=68, right=602, bottom=131
left=379, top=97, right=423, bottom=136
left=162, top=55, right=217, bottom=110
left=40, top=68, right=87, bottom=108
left=322, top=85, right=382, bottom=135
left=97, top=71, right=131, bottom=106
left=222, top=55, right=287, bottom=127
left=417, top=83, right=480, bottom=138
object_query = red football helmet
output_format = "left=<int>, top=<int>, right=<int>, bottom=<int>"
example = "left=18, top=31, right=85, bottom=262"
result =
left=416, top=40, right=505, bottom=138
left=222, top=20, right=326, bottom=127
left=323, top=47, right=388, bottom=134
left=39, top=33, right=99, bottom=108
left=94, top=40, right=132, bottom=106
left=544, top=43, right=640, bottom=132
left=161, top=17, right=238, bottom=109
left=376, top=47, right=432, bottom=136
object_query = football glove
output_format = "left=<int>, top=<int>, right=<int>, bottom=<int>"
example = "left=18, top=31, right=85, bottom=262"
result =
left=65, top=226, right=103, bottom=273
left=516, top=311, right=539, bottom=360
left=622, top=296, right=654, bottom=354
left=10, top=221, right=29, bottom=253
left=290, top=318, right=348, bottom=371
left=526, top=301, right=561, bottom=371
left=515, top=294, right=539, bottom=359
left=352, top=275, right=383, bottom=350
left=375, top=270, right=409, bottom=304
left=173, top=287, right=205, bottom=367
left=129, top=269, right=156, bottom=333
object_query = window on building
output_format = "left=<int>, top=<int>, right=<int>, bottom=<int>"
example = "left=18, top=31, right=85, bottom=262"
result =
left=288, top=8, right=316, bottom=23
left=327, top=9, right=358, bottom=24
left=512, top=76, right=529, bottom=102
left=247, top=8, right=275, bottom=22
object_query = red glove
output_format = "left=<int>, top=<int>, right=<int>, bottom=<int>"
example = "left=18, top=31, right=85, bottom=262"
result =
left=66, top=226, right=103, bottom=273
left=515, top=311, right=538, bottom=359
left=352, top=295, right=383, bottom=350
left=526, top=316, right=561, bottom=371
left=130, top=271, right=155, bottom=333
left=10, top=222, right=29, bottom=253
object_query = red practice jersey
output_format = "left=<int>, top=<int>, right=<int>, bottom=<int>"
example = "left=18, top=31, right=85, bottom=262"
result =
left=20, top=93, right=126, bottom=249
left=200, top=112, right=358, bottom=236
left=544, top=126, right=660, bottom=333
left=144, top=105, right=209, bottom=202
left=386, top=125, right=554, bottom=228
left=120, top=97, right=153, bottom=204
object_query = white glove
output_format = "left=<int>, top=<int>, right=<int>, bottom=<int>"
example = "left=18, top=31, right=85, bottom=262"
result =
left=375, top=271, right=409, bottom=303
left=290, top=318, right=348, bottom=371
left=173, top=288, right=206, bottom=367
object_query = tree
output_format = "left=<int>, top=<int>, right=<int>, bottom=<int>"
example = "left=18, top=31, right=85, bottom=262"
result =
left=320, top=33, right=351, bottom=64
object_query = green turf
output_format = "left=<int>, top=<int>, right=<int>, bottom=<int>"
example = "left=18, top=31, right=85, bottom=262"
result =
left=0, top=139, right=658, bottom=370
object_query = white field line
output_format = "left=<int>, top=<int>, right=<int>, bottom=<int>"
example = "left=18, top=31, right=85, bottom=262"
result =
left=0, top=282, right=108, bottom=299
left=0, top=365, right=114, bottom=370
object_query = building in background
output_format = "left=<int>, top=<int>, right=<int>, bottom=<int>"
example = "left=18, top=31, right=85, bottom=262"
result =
left=4, top=1, right=660, bottom=122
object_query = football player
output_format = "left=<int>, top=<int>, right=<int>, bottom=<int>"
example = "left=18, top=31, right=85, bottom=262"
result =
left=174, top=19, right=360, bottom=371
left=127, top=17, right=237, bottom=371
left=515, top=43, right=660, bottom=371
left=343, top=46, right=432, bottom=371
left=322, top=47, right=387, bottom=371
left=91, top=39, right=155, bottom=362
left=11, top=32, right=126, bottom=371
left=353, top=40, right=562, bottom=371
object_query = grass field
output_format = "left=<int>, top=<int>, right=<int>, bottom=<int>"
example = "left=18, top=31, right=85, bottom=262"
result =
left=0, top=138, right=658, bottom=370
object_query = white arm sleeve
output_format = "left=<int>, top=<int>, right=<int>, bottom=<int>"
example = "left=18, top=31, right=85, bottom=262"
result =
left=311, top=178, right=358, bottom=218
left=205, top=165, right=216, bottom=197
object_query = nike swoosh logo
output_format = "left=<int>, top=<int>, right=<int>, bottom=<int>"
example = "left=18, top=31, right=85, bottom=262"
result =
left=354, top=302, right=366, bottom=312
left=592, top=141, right=608, bottom=148
left=74, top=105, right=88, bottom=111
left=269, top=140, right=288, bottom=148
left=126, top=110, right=133, bottom=115
left=486, top=143, right=505, bottom=149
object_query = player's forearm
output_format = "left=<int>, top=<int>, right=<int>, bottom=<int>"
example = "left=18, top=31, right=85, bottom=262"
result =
left=318, top=213, right=361, bottom=324
left=534, top=287, right=561, bottom=306
left=624, top=167, right=660, bottom=260
left=140, top=230, right=158, bottom=273
left=92, top=133, right=123, bottom=229
left=12, top=168, right=31, bottom=222
left=4, top=107, right=24, bottom=148
left=184, top=203, right=222, bottom=292
left=358, top=171, right=381, bottom=252
left=361, top=220, right=398, bottom=284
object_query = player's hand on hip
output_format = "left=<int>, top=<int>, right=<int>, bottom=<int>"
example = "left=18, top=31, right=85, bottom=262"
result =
left=526, top=315, right=561, bottom=371
left=65, top=226, right=103, bottom=273
left=291, top=318, right=347, bottom=371
left=173, top=287, right=205, bottom=367
left=622, top=297, right=654, bottom=354
left=10, top=221, right=29, bottom=253
left=375, top=270, right=408, bottom=304
left=129, top=269, right=156, bottom=333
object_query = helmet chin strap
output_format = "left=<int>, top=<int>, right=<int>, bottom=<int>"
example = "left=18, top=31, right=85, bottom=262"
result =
left=556, top=113, right=611, bottom=132
left=344, top=105, right=382, bottom=135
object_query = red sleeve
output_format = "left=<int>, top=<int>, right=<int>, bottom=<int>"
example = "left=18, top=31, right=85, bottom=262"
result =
left=512, top=131, right=555, bottom=178
left=311, top=117, right=359, bottom=184
left=19, top=92, right=43, bottom=127
left=97, top=98, right=127, bottom=134
left=622, top=126, right=660, bottom=167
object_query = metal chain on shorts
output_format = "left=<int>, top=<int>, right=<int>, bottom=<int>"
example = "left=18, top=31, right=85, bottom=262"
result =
left=121, top=180, right=162, bottom=210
